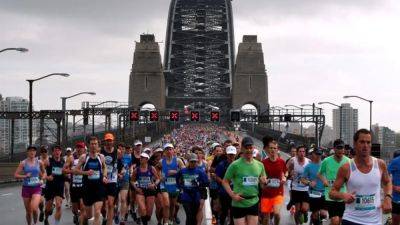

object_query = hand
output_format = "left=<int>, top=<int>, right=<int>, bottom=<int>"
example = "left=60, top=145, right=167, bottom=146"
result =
left=86, top=170, right=94, bottom=176
left=148, top=183, right=156, bottom=190
left=102, top=177, right=109, bottom=184
left=323, top=180, right=329, bottom=187
left=343, top=192, right=356, bottom=204
left=47, top=175, right=54, bottom=181
left=231, top=193, right=244, bottom=202
left=210, top=173, right=216, bottom=179
left=135, top=188, right=144, bottom=195
left=310, top=181, right=316, bottom=188
left=382, top=196, right=392, bottom=214
left=168, top=170, right=177, bottom=176
left=25, top=173, right=31, bottom=178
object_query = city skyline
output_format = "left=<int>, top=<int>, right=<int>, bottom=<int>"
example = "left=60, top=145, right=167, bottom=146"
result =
left=1, top=0, right=399, bottom=131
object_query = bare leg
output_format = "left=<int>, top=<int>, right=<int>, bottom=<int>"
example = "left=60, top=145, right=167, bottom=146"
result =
left=23, top=198, right=32, bottom=225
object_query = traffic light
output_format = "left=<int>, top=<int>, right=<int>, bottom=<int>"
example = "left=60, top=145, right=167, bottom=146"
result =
left=230, top=111, right=240, bottom=122
left=83, top=109, right=89, bottom=125
left=129, top=111, right=139, bottom=121
left=149, top=111, right=159, bottom=121
left=210, top=111, right=220, bottom=122
left=191, top=111, right=200, bottom=121
left=169, top=111, right=179, bottom=122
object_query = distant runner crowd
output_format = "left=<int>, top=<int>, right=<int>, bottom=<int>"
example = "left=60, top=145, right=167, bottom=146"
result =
left=14, top=124, right=400, bottom=225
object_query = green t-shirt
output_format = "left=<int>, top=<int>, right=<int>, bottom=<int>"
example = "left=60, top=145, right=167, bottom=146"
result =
left=318, top=155, right=350, bottom=201
left=224, top=157, right=266, bottom=208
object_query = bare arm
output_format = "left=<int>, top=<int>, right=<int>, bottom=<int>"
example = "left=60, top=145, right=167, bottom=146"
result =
left=14, top=162, right=26, bottom=179
left=73, top=154, right=88, bottom=176
left=379, top=159, right=393, bottom=213
left=329, top=163, right=352, bottom=202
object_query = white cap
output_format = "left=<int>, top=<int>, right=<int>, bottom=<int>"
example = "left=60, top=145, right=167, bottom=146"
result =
left=140, top=152, right=150, bottom=159
left=252, top=149, right=259, bottom=158
left=154, top=148, right=163, bottom=153
left=163, top=143, right=174, bottom=150
left=66, top=147, right=72, bottom=152
left=134, top=140, right=143, bottom=146
left=143, top=148, right=151, bottom=153
left=211, top=143, right=221, bottom=150
left=226, top=146, right=237, bottom=155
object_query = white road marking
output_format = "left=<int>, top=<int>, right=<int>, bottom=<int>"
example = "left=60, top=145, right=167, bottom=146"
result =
left=0, top=193, right=13, bottom=197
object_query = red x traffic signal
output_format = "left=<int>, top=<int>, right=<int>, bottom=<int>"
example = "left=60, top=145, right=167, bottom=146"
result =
left=129, top=111, right=139, bottom=121
left=169, top=111, right=180, bottom=121
left=191, top=111, right=200, bottom=121
left=210, top=111, right=220, bottom=122
left=150, top=111, right=159, bottom=121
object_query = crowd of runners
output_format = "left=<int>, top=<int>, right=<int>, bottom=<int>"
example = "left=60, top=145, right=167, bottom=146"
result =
left=14, top=124, right=399, bottom=225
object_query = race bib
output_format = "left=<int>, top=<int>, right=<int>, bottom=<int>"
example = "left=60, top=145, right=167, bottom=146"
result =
left=242, top=176, right=258, bottom=186
left=165, top=177, right=176, bottom=185
left=72, top=175, right=83, bottom=184
left=88, top=170, right=100, bottom=180
left=52, top=167, right=62, bottom=175
left=355, top=194, right=376, bottom=211
left=183, top=174, right=199, bottom=188
left=139, top=177, right=151, bottom=188
left=267, top=178, right=281, bottom=188
left=27, top=177, right=40, bottom=186
left=309, top=190, right=323, bottom=198
left=107, top=165, right=114, bottom=175
left=328, top=180, right=335, bottom=187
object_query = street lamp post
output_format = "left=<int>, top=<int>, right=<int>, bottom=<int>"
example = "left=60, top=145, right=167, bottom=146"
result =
left=301, top=104, right=323, bottom=147
left=61, top=92, right=96, bottom=147
left=318, top=102, right=343, bottom=140
left=0, top=47, right=29, bottom=53
left=285, top=105, right=304, bottom=136
left=27, top=73, right=70, bottom=145
left=91, top=101, right=118, bottom=135
left=271, top=106, right=286, bottom=131
left=343, top=95, right=373, bottom=132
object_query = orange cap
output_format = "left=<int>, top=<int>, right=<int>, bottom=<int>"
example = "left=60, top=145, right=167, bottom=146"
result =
left=104, top=133, right=115, bottom=141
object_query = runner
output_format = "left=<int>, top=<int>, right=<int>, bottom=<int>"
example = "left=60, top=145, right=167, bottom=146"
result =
left=42, top=145, right=67, bottom=225
left=192, top=146, right=208, bottom=225
left=131, top=152, right=160, bottom=225
left=260, top=136, right=287, bottom=225
left=389, top=150, right=400, bottom=225
left=38, top=145, right=49, bottom=223
left=14, top=146, right=47, bottom=225
left=150, top=148, right=165, bottom=225
left=215, top=145, right=237, bottom=225
left=101, top=133, right=119, bottom=225
left=65, top=141, right=87, bottom=225
left=317, top=139, right=350, bottom=225
left=287, top=145, right=310, bottom=225
left=64, top=147, right=73, bottom=208
left=117, top=143, right=133, bottom=225
left=222, top=137, right=267, bottom=225
left=161, top=143, right=185, bottom=225
left=285, top=146, right=297, bottom=212
left=130, top=140, right=143, bottom=222
left=209, top=143, right=224, bottom=225
left=330, top=129, right=392, bottom=225
left=301, top=148, right=326, bottom=225
left=176, top=153, right=209, bottom=225
left=74, top=136, right=108, bottom=225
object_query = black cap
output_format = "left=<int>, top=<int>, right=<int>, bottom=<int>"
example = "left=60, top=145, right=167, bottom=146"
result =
left=27, top=145, right=37, bottom=151
left=241, top=137, right=254, bottom=147
left=312, top=148, right=323, bottom=155
left=333, top=139, right=345, bottom=148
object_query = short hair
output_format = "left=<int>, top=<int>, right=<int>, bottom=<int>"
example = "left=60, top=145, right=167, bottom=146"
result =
left=191, top=146, right=203, bottom=153
left=224, top=139, right=233, bottom=145
left=117, top=142, right=125, bottom=148
left=52, top=145, right=62, bottom=151
left=393, top=150, right=400, bottom=159
left=353, top=129, right=372, bottom=142
left=89, top=136, right=99, bottom=143
left=296, top=145, right=306, bottom=152
left=262, top=135, right=277, bottom=148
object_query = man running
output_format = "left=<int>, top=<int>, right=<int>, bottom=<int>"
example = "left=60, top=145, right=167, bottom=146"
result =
left=43, top=145, right=66, bottom=225
left=74, top=136, right=108, bottom=225
left=38, top=146, right=49, bottom=223
left=301, top=148, right=326, bottom=225
left=330, top=129, right=392, bottom=225
left=287, top=145, right=310, bottom=225
left=118, top=143, right=133, bottom=225
left=101, top=133, right=119, bottom=225
left=130, top=140, right=143, bottom=222
left=261, top=136, right=287, bottom=225
left=389, top=151, right=400, bottom=225
left=161, top=143, right=185, bottom=225
left=317, top=139, right=350, bottom=225
left=222, top=137, right=267, bottom=225
left=65, top=141, right=87, bottom=225
left=64, top=147, right=73, bottom=208
left=14, top=146, right=47, bottom=225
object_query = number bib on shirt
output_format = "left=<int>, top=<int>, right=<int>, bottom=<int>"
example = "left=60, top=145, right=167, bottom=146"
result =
left=183, top=174, right=199, bottom=188
left=88, top=170, right=100, bottom=180
left=72, top=175, right=83, bottom=184
left=139, top=177, right=151, bottom=188
left=355, top=194, right=376, bottom=211
left=242, top=176, right=258, bottom=186
left=52, top=167, right=62, bottom=175
left=309, top=190, right=323, bottom=198
left=165, top=177, right=176, bottom=185
left=267, top=178, right=281, bottom=188
left=27, top=177, right=40, bottom=186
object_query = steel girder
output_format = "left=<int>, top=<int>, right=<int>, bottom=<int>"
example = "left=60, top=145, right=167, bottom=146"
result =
left=164, top=0, right=235, bottom=111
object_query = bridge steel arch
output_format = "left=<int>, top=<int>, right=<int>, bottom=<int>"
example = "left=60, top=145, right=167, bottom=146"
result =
left=164, top=0, right=235, bottom=112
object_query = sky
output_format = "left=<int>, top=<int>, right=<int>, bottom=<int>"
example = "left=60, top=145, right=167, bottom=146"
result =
left=0, top=0, right=399, bottom=131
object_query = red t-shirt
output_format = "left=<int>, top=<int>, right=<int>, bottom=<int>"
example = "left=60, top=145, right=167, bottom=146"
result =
left=262, top=157, right=287, bottom=198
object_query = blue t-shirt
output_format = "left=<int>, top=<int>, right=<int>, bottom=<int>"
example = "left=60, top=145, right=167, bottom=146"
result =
left=388, top=156, right=400, bottom=203
left=215, top=160, right=231, bottom=196
left=302, top=162, right=324, bottom=193
left=177, top=167, right=209, bottom=203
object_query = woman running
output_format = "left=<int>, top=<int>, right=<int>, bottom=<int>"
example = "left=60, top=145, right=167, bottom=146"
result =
left=131, top=152, right=160, bottom=225
left=14, top=146, right=47, bottom=225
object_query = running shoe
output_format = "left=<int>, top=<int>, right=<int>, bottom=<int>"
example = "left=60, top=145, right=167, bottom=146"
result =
left=175, top=217, right=181, bottom=224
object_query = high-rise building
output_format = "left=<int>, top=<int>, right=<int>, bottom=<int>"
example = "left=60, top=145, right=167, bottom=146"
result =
left=333, top=103, right=358, bottom=146
left=0, top=96, right=29, bottom=154
left=372, top=124, right=396, bottom=162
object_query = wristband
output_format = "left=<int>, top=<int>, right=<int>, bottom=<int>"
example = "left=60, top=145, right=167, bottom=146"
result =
left=385, top=194, right=393, bottom=200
